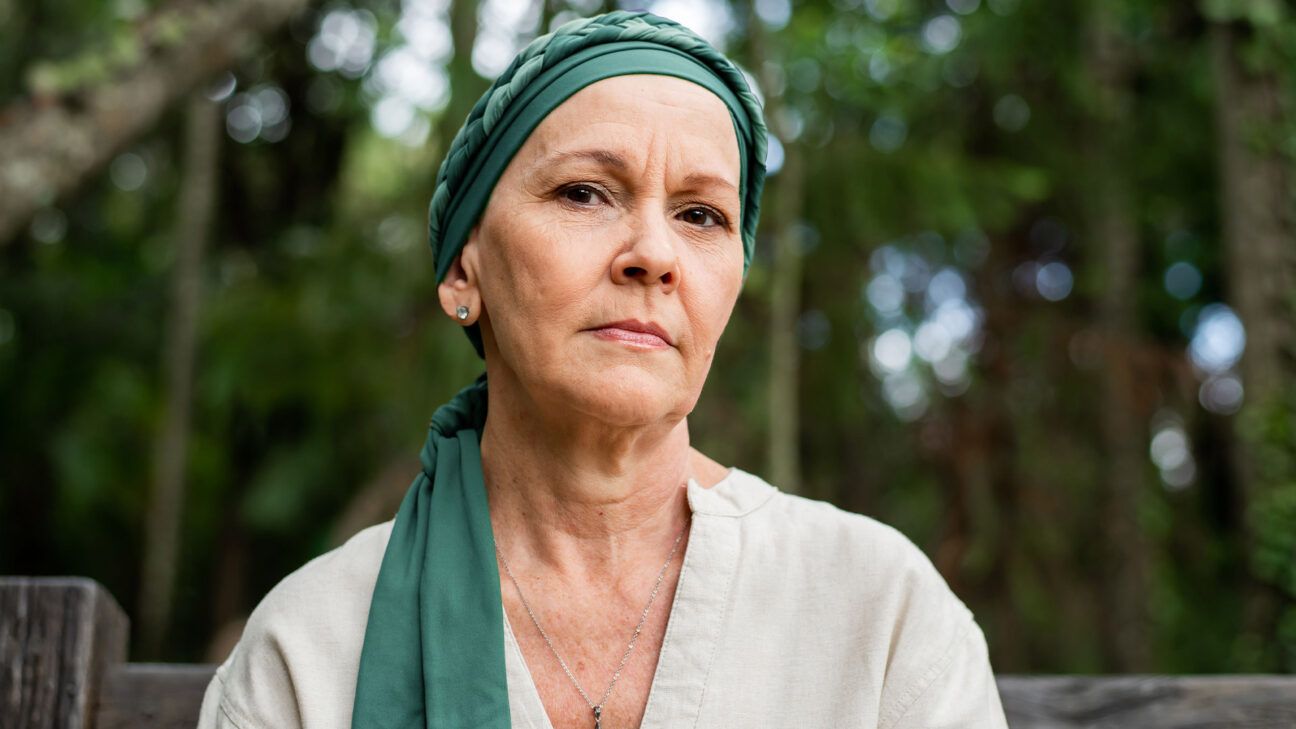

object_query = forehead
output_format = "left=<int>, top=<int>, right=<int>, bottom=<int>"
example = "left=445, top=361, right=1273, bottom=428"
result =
left=518, top=74, right=740, bottom=179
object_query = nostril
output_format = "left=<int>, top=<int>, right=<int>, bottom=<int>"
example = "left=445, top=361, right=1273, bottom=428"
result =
left=660, top=271, right=673, bottom=284
left=624, top=266, right=646, bottom=278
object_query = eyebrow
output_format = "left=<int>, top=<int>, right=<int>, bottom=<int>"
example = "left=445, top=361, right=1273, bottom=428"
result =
left=682, top=172, right=738, bottom=195
left=537, top=148, right=739, bottom=195
left=542, top=148, right=630, bottom=170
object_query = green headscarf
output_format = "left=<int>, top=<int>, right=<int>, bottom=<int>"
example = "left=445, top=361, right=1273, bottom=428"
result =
left=352, top=11, right=768, bottom=728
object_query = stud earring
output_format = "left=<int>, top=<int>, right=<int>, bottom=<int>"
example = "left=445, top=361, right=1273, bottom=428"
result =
left=456, top=305, right=470, bottom=321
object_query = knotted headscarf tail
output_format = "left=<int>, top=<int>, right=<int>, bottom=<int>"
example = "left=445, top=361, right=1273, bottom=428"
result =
left=353, top=10, right=767, bottom=728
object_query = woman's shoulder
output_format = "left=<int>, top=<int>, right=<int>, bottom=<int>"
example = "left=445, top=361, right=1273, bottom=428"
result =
left=757, top=477, right=976, bottom=629
left=231, top=519, right=396, bottom=660
left=706, top=467, right=958, bottom=594
left=706, top=469, right=1005, bottom=727
left=198, top=520, right=395, bottom=729
left=698, top=467, right=975, bottom=637
left=250, top=519, right=395, bottom=626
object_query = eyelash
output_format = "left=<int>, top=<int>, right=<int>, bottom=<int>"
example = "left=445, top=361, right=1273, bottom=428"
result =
left=557, top=183, right=607, bottom=207
left=556, top=183, right=731, bottom=230
left=679, top=205, right=728, bottom=230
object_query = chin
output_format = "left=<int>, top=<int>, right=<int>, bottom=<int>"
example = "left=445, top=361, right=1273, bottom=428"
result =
left=565, top=365, right=694, bottom=427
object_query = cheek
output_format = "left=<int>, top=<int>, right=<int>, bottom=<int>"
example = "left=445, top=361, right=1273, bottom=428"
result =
left=480, top=214, right=605, bottom=335
left=682, top=250, right=743, bottom=352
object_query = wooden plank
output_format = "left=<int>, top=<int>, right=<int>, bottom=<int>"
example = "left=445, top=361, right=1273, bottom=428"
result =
left=83, top=667, right=1296, bottom=729
left=998, top=675, right=1296, bottom=728
left=0, top=577, right=129, bottom=729
left=94, top=663, right=216, bottom=729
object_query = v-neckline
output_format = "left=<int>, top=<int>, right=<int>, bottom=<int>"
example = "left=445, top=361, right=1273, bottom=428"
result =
left=500, top=470, right=744, bottom=729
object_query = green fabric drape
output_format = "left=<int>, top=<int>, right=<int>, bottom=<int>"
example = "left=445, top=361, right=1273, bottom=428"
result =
left=353, top=375, right=504, bottom=726
left=352, top=11, right=767, bottom=728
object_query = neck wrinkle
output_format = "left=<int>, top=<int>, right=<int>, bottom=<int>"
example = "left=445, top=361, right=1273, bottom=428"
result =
left=479, top=389, right=695, bottom=581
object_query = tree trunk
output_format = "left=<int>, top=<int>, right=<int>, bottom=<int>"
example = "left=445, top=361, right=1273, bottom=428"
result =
left=433, top=0, right=486, bottom=166
left=951, top=227, right=1036, bottom=671
left=0, top=0, right=310, bottom=245
left=1210, top=16, right=1295, bottom=658
left=539, top=0, right=557, bottom=36
left=746, top=4, right=806, bottom=495
left=766, top=149, right=806, bottom=495
left=1211, top=22, right=1294, bottom=502
left=1086, top=0, right=1152, bottom=672
left=137, top=94, right=220, bottom=659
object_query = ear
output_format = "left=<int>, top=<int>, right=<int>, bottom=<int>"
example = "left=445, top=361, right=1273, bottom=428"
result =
left=436, top=230, right=483, bottom=326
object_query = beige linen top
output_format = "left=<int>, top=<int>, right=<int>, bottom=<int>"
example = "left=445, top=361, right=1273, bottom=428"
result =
left=197, top=467, right=1007, bottom=728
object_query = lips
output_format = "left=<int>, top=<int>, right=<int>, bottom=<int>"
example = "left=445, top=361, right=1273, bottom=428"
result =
left=588, top=319, right=675, bottom=347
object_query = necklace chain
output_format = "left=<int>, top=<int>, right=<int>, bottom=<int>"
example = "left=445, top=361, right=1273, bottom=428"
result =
left=496, top=521, right=689, bottom=728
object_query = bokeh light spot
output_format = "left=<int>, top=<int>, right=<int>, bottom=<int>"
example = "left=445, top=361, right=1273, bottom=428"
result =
left=226, top=87, right=291, bottom=144
left=308, top=7, right=377, bottom=78
left=933, top=349, right=970, bottom=388
left=648, top=0, right=733, bottom=49
left=865, top=0, right=900, bottom=21
left=884, top=371, right=929, bottom=421
left=29, top=207, right=68, bottom=244
left=914, top=321, right=953, bottom=363
left=765, top=134, right=785, bottom=175
left=471, top=0, right=539, bottom=80
left=205, top=72, right=237, bottom=102
left=755, top=0, right=792, bottom=29
left=868, top=52, right=894, bottom=84
left=926, top=267, right=967, bottom=307
left=1149, top=411, right=1198, bottom=490
left=994, top=94, right=1031, bottom=132
left=1035, top=261, right=1073, bottom=301
left=934, top=299, right=978, bottom=342
left=1199, top=373, right=1244, bottom=415
left=867, top=273, right=905, bottom=314
left=109, top=153, right=148, bottom=191
left=870, top=113, right=908, bottom=152
left=921, top=15, right=963, bottom=54
left=371, top=96, right=416, bottom=139
left=1189, top=303, right=1245, bottom=375
left=1164, top=261, right=1202, bottom=300
left=1150, top=426, right=1189, bottom=471
left=872, top=328, right=913, bottom=373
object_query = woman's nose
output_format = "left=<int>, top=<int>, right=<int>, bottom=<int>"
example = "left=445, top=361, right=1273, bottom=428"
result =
left=610, top=211, right=681, bottom=293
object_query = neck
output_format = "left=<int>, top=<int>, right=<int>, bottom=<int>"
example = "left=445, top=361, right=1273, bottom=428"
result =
left=480, top=371, right=704, bottom=580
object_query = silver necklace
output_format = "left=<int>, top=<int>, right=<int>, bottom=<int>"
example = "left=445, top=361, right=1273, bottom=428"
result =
left=496, top=521, right=689, bottom=729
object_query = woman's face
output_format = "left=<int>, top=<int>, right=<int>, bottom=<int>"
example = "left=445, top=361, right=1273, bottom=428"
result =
left=442, top=74, right=744, bottom=428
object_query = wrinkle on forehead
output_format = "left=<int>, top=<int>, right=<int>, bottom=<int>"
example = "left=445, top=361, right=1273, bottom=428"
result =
left=516, top=74, right=741, bottom=187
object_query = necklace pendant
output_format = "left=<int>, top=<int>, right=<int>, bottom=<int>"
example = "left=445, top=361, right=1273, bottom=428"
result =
left=593, top=705, right=602, bottom=729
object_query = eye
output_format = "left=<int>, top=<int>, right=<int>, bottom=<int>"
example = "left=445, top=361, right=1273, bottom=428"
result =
left=679, top=206, right=726, bottom=229
left=559, top=184, right=605, bottom=206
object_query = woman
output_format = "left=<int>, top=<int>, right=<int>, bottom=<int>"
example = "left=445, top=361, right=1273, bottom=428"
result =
left=198, top=11, right=1007, bottom=729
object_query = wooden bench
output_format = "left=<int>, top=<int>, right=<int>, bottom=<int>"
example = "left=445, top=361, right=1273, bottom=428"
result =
left=3, top=577, right=1294, bottom=728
